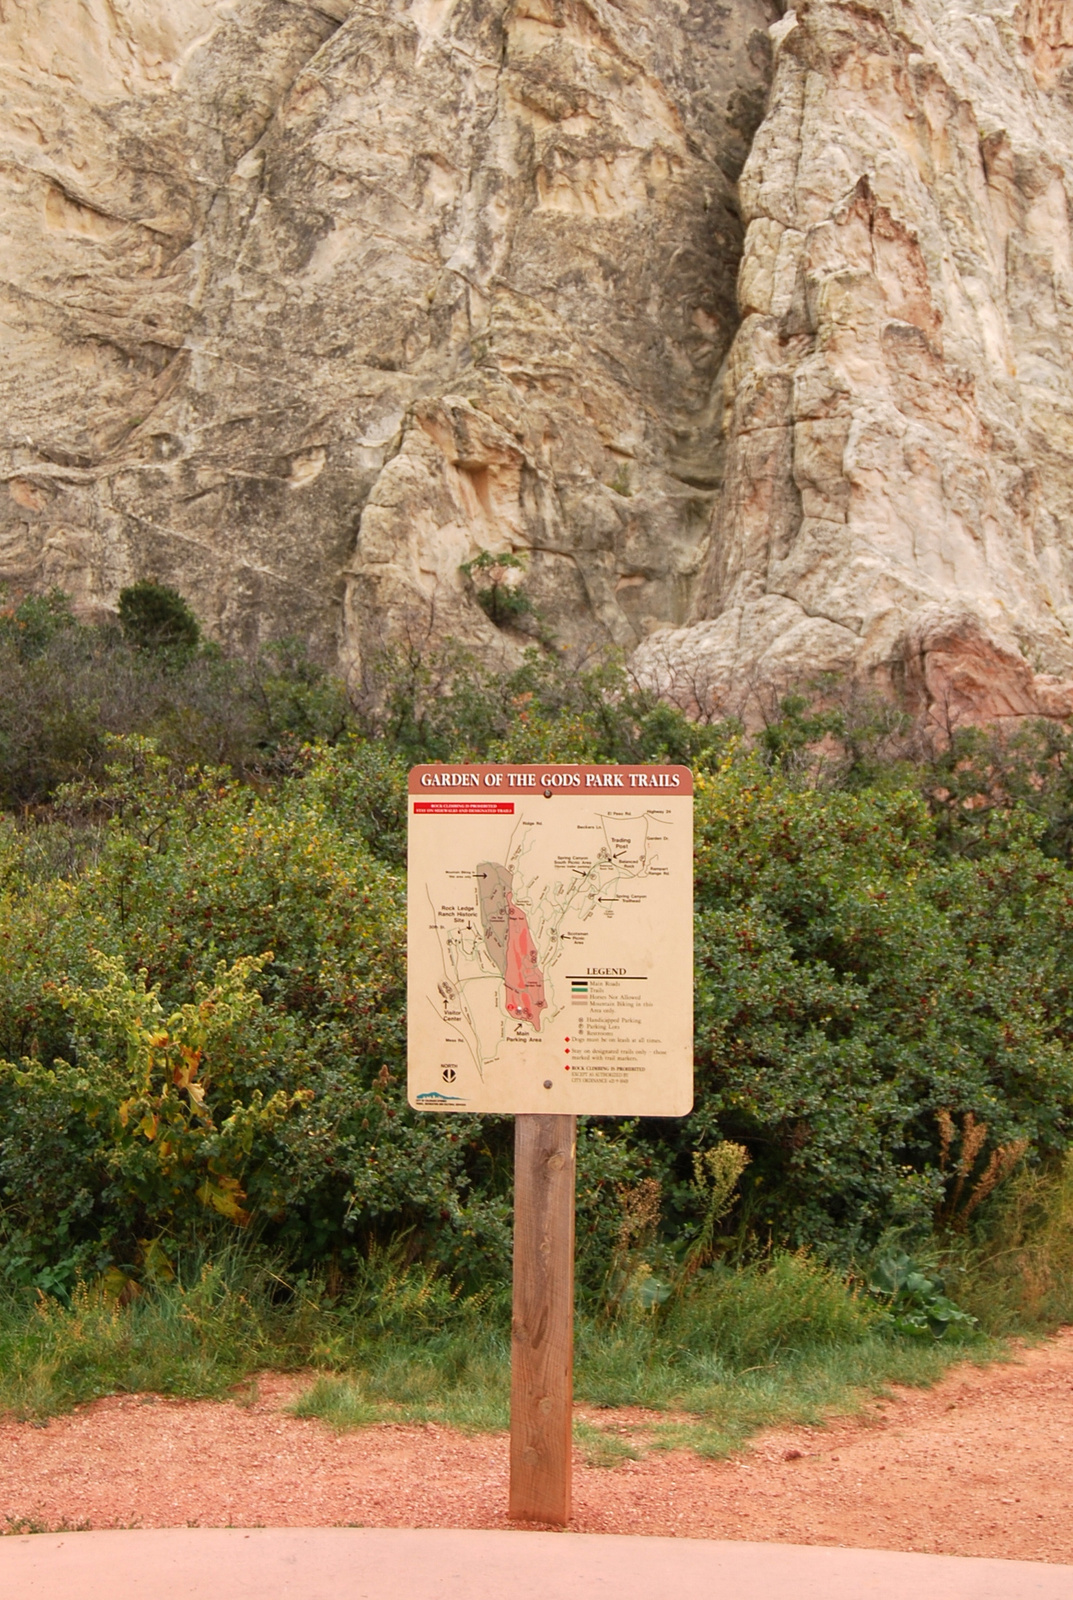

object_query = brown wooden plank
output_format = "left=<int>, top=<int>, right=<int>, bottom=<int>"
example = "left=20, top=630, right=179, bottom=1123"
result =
left=509, top=1112, right=577, bottom=1526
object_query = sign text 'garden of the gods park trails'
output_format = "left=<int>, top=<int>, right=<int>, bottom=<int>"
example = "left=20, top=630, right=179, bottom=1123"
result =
left=407, top=765, right=694, bottom=1117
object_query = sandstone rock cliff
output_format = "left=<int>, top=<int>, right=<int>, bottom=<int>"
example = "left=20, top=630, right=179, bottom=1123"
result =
left=637, top=0, right=1073, bottom=724
left=0, top=0, right=776, bottom=673
left=9, top=0, right=1073, bottom=725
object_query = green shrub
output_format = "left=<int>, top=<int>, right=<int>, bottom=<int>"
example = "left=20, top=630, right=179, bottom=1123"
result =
left=3, top=592, right=1073, bottom=1306
left=683, top=759, right=1073, bottom=1254
left=0, top=589, right=349, bottom=808
left=0, top=738, right=526, bottom=1292
left=869, top=1254, right=976, bottom=1338
left=118, top=581, right=201, bottom=660
left=459, top=549, right=535, bottom=629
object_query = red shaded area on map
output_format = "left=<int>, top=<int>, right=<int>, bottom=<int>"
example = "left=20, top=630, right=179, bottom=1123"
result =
left=504, top=892, right=547, bottom=1030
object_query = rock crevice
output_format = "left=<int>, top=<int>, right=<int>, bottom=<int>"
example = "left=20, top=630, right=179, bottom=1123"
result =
left=638, top=0, right=1073, bottom=722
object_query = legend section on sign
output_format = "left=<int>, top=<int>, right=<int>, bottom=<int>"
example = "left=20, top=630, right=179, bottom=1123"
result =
left=565, top=976, right=662, bottom=1086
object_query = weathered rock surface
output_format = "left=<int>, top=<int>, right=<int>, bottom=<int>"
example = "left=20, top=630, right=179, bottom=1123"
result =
left=0, top=0, right=777, bottom=670
left=12, top=0, right=1073, bottom=724
left=636, top=0, right=1073, bottom=723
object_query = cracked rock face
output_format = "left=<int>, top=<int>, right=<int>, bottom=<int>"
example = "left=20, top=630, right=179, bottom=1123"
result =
left=636, top=0, right=1073, bottom=723
left=0, top=0, right=777, bottom=669
left=11, top=0, right=1073, bottom=725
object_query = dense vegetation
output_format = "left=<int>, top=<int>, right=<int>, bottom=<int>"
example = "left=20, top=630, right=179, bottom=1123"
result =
left=2, top=585, right=1073, bottom=1348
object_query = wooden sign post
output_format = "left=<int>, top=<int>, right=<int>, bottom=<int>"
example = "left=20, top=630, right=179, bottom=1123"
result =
left=407, top=763, right=693, bottom=1526
left=509, top=1113, right=576, bottom=1525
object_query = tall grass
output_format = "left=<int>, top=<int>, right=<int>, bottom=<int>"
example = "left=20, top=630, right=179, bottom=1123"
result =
left=289, top=1250, right=996, bottom=1456
left=0, top=1248, right=315, bottom=1419
left=0, top=1246, right=1000, bottom=1460
left=952, top=1150, right=1073, bottom=1335
left=6, top=1161, right=1069, bottom=1459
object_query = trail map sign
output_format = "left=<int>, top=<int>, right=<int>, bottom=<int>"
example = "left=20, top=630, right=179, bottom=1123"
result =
left=407, top=761, right=693, bottom=1525
left=407, top=763, right=693, bottom=1117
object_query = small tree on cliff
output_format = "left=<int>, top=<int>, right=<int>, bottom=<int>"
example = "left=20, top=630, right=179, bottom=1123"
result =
left=459, top=549, right=534, bottom=629
left=118, top=581, right=201, bottom=662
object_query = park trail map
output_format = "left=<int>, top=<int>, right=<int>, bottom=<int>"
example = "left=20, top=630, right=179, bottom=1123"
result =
left=407, top=765, right=693, bottom=1116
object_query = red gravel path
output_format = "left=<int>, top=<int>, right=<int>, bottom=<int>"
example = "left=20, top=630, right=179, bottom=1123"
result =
left=1, top=1331, right=1071, bottom=1563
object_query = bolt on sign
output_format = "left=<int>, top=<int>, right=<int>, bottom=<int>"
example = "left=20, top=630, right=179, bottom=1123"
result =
left=407, top=765, right=694, bottom=1117
left=407, top=763, right=693, bottom=1528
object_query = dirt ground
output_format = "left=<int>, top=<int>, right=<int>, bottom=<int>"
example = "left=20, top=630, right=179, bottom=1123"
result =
left=1, top=1331, right=1072, bottom=1563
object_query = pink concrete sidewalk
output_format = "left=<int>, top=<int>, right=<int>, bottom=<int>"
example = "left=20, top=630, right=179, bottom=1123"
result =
left=1, top=1527, right=1071, bottom=1599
